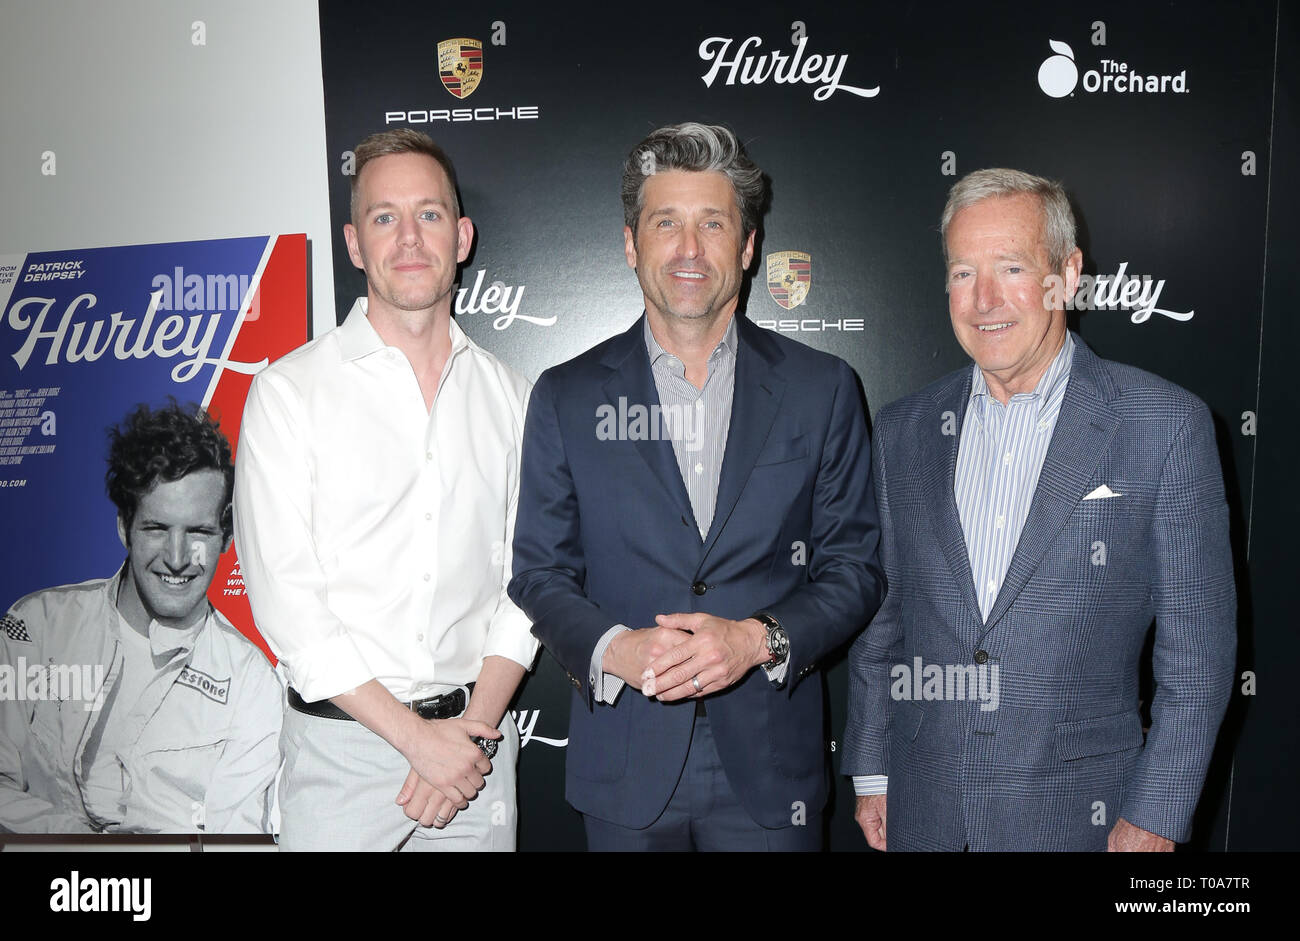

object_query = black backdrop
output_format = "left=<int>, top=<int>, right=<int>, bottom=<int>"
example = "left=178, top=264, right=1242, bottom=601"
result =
left=317, top=0, right=1296, bottom=851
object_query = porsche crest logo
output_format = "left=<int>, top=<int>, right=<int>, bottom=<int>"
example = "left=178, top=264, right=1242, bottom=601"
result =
left=438, top=38, right=483, bottom=99
left=767, top=251, right=811, bottom=309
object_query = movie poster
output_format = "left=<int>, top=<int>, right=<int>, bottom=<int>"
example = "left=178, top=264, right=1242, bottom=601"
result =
left=0, top=235, right=307, bottom=834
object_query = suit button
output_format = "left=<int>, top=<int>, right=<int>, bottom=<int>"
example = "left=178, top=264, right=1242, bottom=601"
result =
left=974, top=649, right=989, bottom=665
left=691, top=581, right=708, bottom=596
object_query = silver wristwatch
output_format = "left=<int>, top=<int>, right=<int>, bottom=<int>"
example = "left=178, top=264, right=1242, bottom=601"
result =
left=751, top=611, right=789, bottom=674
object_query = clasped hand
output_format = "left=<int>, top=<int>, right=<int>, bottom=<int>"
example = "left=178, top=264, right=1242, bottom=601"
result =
left=395, top=716, right=501, bottom=829
left=605, top=613, right=767, bottom=701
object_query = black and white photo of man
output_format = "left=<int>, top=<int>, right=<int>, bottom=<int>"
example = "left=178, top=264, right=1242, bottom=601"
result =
left=0, top=402, right=282, bottom=833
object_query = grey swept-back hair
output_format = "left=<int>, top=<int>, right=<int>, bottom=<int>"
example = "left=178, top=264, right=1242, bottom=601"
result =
left=940, top=168, right=1077, bottom=273
left=621, top=122, right=767, bottom=239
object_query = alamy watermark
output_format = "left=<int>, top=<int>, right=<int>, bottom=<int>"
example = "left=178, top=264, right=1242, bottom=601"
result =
left=151, top=266, right=260, bottom=320
left=0, top=659, right=105, bottom=711
left=890, top=656, right=1000, bottom=712
left=596, top=396, right=705, bottom=452
left=49, top=871, right=151, bottom=921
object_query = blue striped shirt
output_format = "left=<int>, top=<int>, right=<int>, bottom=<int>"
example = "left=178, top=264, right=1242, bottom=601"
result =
left=956, top=333, right=1075, bottom=620
left=644, top=314, right=737, bottom=539
left=854, top=333, right=1075, bottom=797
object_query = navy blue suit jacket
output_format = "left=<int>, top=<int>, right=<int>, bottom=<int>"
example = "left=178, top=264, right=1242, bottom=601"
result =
left=509, top=313, right=883, bottom=829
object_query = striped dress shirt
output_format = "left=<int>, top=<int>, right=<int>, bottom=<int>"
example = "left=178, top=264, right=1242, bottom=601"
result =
left=957, top=332, right=1075, bottom=620
left=854, top=333, right=1075, bottom=796
left=644, top=314, right=737, bottom=539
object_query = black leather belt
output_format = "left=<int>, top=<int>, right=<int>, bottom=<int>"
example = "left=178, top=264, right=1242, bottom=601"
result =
left=288, top=684, right=473, bottom=721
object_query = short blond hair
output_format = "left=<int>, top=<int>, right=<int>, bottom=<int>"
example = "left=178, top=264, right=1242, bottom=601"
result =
left=350, top=128, right=461, bottom=224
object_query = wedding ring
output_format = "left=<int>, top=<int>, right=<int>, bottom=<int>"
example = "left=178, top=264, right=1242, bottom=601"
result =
left=692, top=675, right=702, bottom=692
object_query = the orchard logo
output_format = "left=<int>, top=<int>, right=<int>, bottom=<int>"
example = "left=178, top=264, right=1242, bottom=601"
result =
left=1038, top=40, right=1078, bottom=98
left=1036, top=38, right=1187, bottom=98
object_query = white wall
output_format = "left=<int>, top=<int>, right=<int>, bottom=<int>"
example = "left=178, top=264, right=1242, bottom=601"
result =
left=0, top=0, right=335, bottom=337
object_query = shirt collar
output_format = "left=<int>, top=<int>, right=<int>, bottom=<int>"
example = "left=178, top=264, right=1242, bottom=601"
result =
left=337, top=297, right=471, bottom=363
left=969, top=331, right=1075, bottom=417
left=643, top=313, right=738, bottom=367
left=108, top=565, right=210, bottom=660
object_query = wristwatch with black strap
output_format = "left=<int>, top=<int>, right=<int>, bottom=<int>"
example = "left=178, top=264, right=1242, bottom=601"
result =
left=750, top=610, right=789, bottom=674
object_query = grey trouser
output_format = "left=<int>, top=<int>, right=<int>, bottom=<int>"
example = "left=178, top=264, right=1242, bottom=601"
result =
left=277, top=697, right=518, bottom=851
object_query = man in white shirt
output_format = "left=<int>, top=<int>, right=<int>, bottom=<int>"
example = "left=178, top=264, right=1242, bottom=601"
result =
left=0, top=403, right=282, bottom=834
left=234, top=129, right=538, bottom=851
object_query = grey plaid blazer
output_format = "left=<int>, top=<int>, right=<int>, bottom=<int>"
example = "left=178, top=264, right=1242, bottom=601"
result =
left=841, top=335, right=1236, bottom=851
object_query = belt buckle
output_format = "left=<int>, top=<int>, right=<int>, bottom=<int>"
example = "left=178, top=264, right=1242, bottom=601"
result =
left=408, top=693, right=440, bottom=718
left=409, top=687, right=463, bottom=720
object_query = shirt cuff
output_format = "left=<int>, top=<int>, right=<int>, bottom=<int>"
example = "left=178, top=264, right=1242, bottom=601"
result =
left=281, top=631, right=376, bottom=703
left=484, top=600, right=541, bottom=671
left=590, top=624, right=630, bottom=705
left=764, top=657, right=789, bottom=685
left=853, top=775, right=888, bottom=796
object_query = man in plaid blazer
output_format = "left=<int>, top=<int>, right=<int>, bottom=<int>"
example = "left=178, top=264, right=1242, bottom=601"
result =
left=841, top=168, right=1236, bottom=851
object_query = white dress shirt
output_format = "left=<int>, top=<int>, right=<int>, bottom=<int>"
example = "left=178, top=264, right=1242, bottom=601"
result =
left=233, top=298, right=538, bottom=704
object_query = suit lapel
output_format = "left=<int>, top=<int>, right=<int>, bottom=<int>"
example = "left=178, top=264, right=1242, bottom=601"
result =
left=920, top=370, right=984, bottom=628
left=600, top=316, right=696, bottom=527
left=980, top=339, right=1121, bottom=637
left=700, top=317, right=785, bottom=562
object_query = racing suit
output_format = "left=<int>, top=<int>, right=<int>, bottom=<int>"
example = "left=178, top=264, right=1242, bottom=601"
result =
left=0, top=569, right=283, bottom=833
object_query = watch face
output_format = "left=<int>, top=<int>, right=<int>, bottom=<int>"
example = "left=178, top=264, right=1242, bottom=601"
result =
left=770, top=626, right=790, bottom=661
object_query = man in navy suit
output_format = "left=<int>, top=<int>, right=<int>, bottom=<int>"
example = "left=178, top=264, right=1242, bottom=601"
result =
left=508, top=123, right=883, bottom=850
left=842, top=168, right=1236, bottom=851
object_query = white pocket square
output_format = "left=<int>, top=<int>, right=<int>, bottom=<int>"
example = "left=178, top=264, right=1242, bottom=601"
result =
left=1083, top=484, right=1122, bottom=500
